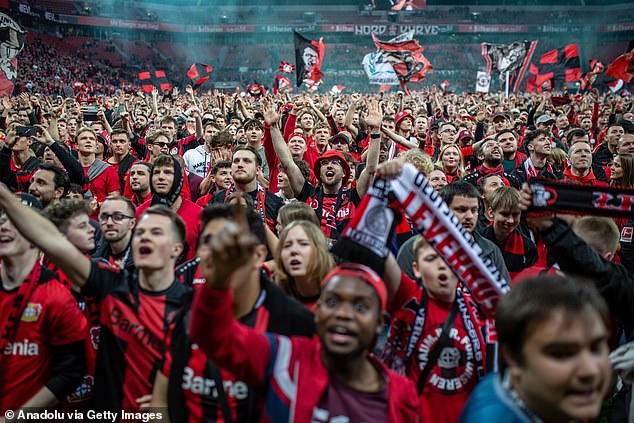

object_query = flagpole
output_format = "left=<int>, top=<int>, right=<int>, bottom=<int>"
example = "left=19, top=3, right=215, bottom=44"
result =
left=505, top=71, right=510, bottom=98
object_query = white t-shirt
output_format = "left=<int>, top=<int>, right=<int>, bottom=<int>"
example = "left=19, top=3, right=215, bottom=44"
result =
left=183, top=145, right=212, bottom=178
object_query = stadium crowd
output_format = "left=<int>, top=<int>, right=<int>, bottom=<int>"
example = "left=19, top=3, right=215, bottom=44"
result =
left=0, top=81, right=633, bottom=423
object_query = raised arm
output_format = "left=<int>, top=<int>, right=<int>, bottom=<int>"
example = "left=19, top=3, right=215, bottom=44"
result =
left=381, top=126, right=418, bottom=150
left=190, top=205, right=272, bottom=386
left=344, top=94, right=360, bottom=137
left=356, top=100, right=382, bottom=198
left=0, top=183, right=91, bottom=286
left=263, top=98, right=305, bottom=195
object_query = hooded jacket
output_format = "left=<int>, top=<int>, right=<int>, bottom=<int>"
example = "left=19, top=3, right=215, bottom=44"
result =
left=190, top=287, right=421, bottom=423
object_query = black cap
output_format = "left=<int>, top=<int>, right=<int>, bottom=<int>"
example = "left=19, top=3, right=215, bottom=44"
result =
left=19, top=193, right=43, bottom=210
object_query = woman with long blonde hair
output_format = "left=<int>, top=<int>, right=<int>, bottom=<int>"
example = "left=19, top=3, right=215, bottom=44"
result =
left=275, top=220, right=335, bottom=310
left=436, top=144, right=466, bottom=183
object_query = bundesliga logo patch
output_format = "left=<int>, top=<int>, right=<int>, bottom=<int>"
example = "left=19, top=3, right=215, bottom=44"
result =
left=621, top=227, right=633, bottom=244
left=21, top=303, right=42, bottom=322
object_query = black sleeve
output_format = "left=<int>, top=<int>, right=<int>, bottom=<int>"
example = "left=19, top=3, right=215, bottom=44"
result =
left=474, top=121, right=486, bottom=143
left=426, top=102, right=433, bottom=116
left=527, top=104, right=536, bottom=127
left=105, top=109, right=114, bottom=125
left=28, top=110, right=40, bottom=125
left=541, top=219, right=634, bottom=336
left=0, top=145, right=17, bottom=191
left=83, top=258, right=125, bottom=301
left=46, top=341, right=86, bottom=400
left=49, top=142, right=86, bottom=185
left=349, top=188, right=362, bottom=206
left=619, top=221, right=634, bottom=277
left=130, top=134, right=147, bottom=160
left=295, top=180, right=316, bottom=203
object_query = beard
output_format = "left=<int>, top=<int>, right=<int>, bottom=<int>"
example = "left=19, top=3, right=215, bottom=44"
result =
left=484, top=153, right=502, bottom=167
left=233, top=172, right=255, bottom=186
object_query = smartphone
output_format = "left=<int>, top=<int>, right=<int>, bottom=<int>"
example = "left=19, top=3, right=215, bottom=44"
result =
left=16, top=126, right=37, bottom=137
left=83, top=106, right=99, bottom=122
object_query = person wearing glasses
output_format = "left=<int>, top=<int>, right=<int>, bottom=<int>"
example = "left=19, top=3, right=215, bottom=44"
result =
left=0, top=182, right=192, bottom=414
left=145, top=130, right=172, bottom=162
left=93, top=195, right=136, bottom=270
left=263, top=99, right=380, bottom=245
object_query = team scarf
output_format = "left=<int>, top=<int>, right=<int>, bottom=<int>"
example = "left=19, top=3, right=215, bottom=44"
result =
left=224, top=182, right=267, bottom=223
left=523, top=157, right=554, bottom=179
left=332, top=163, right=509, bottom=317
left=0, top=259, right=43, bottom=354
left=527, top=177, right=634, bottom=218
left=379, top=287, right=486, bottom=382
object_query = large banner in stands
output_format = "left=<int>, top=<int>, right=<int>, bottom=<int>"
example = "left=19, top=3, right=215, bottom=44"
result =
left=354, top=24, right=453, bottom=36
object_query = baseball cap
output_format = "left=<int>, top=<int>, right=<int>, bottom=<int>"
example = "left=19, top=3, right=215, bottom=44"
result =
left=321, top=263, right=387, bottom=311
left=328, top=131, right=352, bottom=146
left=492, top=113, right=510, bottom=122
left=458, top=130, right=474, bottom=142
left=314, top=150, right=351, bottom=185
left=394, top=111, right=414, bottom=127
left=536, top=114, right=555, bottom=125
left=18, top=193, right=43, bottom=210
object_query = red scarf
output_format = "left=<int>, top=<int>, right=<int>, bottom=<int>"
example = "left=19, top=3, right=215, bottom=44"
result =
left=0, top=260, right=43, bottom=352
left=563, top=167, right=600, bottom=185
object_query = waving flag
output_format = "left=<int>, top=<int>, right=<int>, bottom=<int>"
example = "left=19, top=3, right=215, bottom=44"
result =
left=138, top=69, right=171, bottom=93
left=278, top=61, right=296, bottom=74
left=187, top=63, right=213, bottom=87
left=0, top=12, right=26, bottom=96
left=273, top=74, right=292, bottom=95
left=294, top=31, right=325, bottom=87
left=528, top=44, right=582, bottom=90
left=580, top=59, right=604, bottom=91
left=372, top=30, right=432, bottom=94
left=362, top=31, right=413, bottom=86
left=481, top=40, right=537, bottom=93
left=605, top=48, right=634, bottom=83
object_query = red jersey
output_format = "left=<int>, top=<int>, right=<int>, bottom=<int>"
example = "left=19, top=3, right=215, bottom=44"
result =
left=83, top=163, right=120, bottom=202
left=136, top=198, right=202, bottom=262
left=296, top=180, right=360, bottom=245
left=84, top=259, right=191, bottom=412
left=383, top=275, right=486, bottom=423
left=0, top=264, right=87, bottom=412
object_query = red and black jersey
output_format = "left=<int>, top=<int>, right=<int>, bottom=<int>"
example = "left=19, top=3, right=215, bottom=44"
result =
left=83, top=259, right=191, bottom=412
left=296, top=180, right=361, bottom=245
left=0, top=265, right=87, bottom=412
left=165, top=276, right=315, bottom=423
left=481, top=226, right=538, bottom=280
left=0, top=150, right=40, bottom=193
left=211, top=187, right=283, bottom=234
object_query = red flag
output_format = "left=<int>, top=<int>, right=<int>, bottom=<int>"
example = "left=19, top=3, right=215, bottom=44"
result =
left=187, top=63, right=213, bottom=87
left=372, top=31, right=432, bottom=93
left=273, top=74, right=291, bottom=94
left=138, top=70, right=171, bottom=93
left=278, top=61, right=296, bottom=74
left=580, top=59, right=604, bottom=91
left=529, top=44, right=581, bottom=89
left=605, top=49, right=634, bottom=83
left=440, top=80, right=450, bottom=92
left=294, top=32, right=325, bottom=87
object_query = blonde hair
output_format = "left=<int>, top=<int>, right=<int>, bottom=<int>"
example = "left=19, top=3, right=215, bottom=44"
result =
left=549, top=147, right=568, bottom=167
left=274, top=220, right=335, bottom=299
left=436, top=144, right=466, bottom=178
left=399, top=149, right=433, bottom=176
